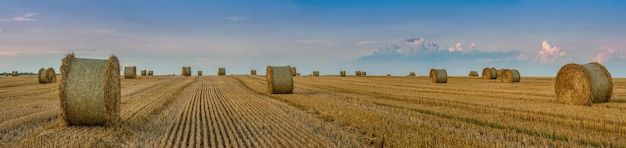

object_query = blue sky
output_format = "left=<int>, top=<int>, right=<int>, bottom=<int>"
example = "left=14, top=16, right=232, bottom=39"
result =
left=1, top=0, right=626, bottom=76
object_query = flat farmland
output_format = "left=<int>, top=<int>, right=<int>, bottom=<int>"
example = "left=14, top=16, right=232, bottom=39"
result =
left=1, top=75, right=625, bottom=147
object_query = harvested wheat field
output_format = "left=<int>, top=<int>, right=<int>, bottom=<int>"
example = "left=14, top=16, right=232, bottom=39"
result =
left=1, top=75, right=626, bottom=147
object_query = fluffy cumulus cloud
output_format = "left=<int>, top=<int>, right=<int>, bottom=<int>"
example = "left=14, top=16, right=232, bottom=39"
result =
left=359, top=37, right=520, bottom=63
left=13, top=12, right=38, bottom=21
left=536, top=40, right=566, bottom=63
left=226, top=15, right=247, bottom=22
left=594, top=48, right=616, bottom=63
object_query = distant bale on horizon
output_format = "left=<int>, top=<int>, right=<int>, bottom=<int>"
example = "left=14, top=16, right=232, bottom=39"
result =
left=340, top=70, right=346, bottom=77
left=408, top=72, right=416, bottom=77
left=38, top=67, right=57, bottom=84
left=430, top=69, right=447, bottom=83
left=290, top=67, right=297, bottom=76
left=468, top=71, right=479, bottom=77
left=59, top=53, right=120, bottom=126
left=251, top=70, right=257, bottom=75
left=266, top=65, right=293, bottom=94
left=386, top=74, right=391, bottom=77
left=313, top=71, right=320, bottom=76
left=482, top=67, right=497, bottom=80
left=198, top=70, right=202, bottom=76
left=182, top=66, right=191, bottom=76
left=218, top=68, right=226, bottom=76
left=124, top=66, right=136, bottom=79
left=12, top=71, right=18, bottom=76
left=555, top=62, right=612, bottom=106
left=355, top=70, right=362, bottom=76
left=362, top=71, right=367, bottom=76
left=148, top=70, right=153, bottom=76
left=500, top=69, right=520, bottom=83
left=141, top=70, right=146, bottom=76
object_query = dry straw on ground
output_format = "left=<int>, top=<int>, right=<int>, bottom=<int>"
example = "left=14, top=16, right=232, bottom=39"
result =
left=266, top=65, right=293, bottom=94
left=59, top=53, right=121, bottom=126
left=12, top=71, right=18, bottom=76
left=501, top=69, right=520, bottom=83
left=340, top=70, right=346, bottom=77
left=313, top=71, right=320, bottom=76
left=251, top=70, right=257, bottom=75
left=290, top=67, right=297, bottom=76
left=555, top=62, right=613, bottom=106
left=38, top=67, right=56, bottom=84
left=430, top=69, right=448, bottom=83
left=409, top=72, right=416, bottom=77
left=141, top=70, right=146, bottom=76
left=482, top=67, right=497, bottom=80
left=182, top=66, right=191, bottom=76
left=124, top=66, right=136, bottom=79
left=198, top=70, right=202, bottom=76
left=218, top=68, right=226, bottom=76
left=468, top=71, right=479, bottom=77
left=148, top=70, right=153, bottom=76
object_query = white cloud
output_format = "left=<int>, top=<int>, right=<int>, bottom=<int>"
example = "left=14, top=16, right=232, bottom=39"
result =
left=296, top=40, right=335, bottom=46
left=226, top=15, right=247, bottom=22
left=594, top=48, right=615, bottom=63
left=355, top=40, right=374, bottom=45
left=536, top=40, right=566, bottom=63
left=373, top=37, right=438, bottom=55
left=517, top=53, right=529, bottom=60
left=13, top=12, right=38, bottom=21
left=448, top=42, right=463, bottom=52
left=470, top=42, right=476, bottom=50
left=85, top=29, right=116, bottom=33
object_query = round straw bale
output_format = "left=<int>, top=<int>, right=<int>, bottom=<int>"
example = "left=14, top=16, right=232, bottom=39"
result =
left=266, top=65, right=293, bottom=94
left=482, top=67, right=496, bottom=79
left=182, top=66, right=191, bottom=76
left=218, top=68, right=226, bottom=75
left=198, top=70, right=202, bottom=76
left=12, top=71, right=18, bottom=76
left=362, top=71, right=367, bottom=76
left=430, top=68, right=447, bottom=83
left=340, top=70, right=346, bottom=77
left=468, top=71, right=479, bottom=77
left=313, top=71, right=320, bottom=76
left=124, top=66, right=136, bottom=79
left=38, top=67, right=57, bottom=84
left=59, top=53, right=120, bottom=126
left=251, top=70, right=257, bottom=75
left=386, top=74, right=391, bottom=76
left=408, top=72, right=416, bottom=77
left=141, top=70, right=146, bottom=76
left=148, top=70, right=153, bottom=76
left=355, top=70, right=362, bottom=76
left=500, top=69, right=520, bottom=83
left=296, top=73, right=301, bottom=76
left=290, top=67, right=297, bottom=76
left=555, top=62, right=613, bottom=106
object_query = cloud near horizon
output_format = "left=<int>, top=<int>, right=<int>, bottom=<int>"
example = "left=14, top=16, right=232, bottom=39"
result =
left=536, top=40, right=566, bottom=63
left=13, top=12, right=38, bottom=21
left=359, top=37, right=521, bottom=63
left=226, top=15, right=247, bottom=22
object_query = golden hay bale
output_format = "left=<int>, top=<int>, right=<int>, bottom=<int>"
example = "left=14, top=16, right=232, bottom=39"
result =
left=124, top=66, right=136, bottom=79
left=409, top=72, right=416, bottom=77
left=340, top=70, right=346, bottom=77
left=251, top=70, right=257, bottom=75
left=355, top=70, right=362, bottom=76
left=313, top=71, right=320, bottom=76
left=296, top=73, right=301, bottom=76
left=266, top=65, right=293, bottom=94
left=59, top=53, right=120, bottom=126
left=141, top=70, right=146, bottom=76
left=290, top=67, right=297, bottom=76
left=362, top=71, right=367, bottom=76
left=482, top=67, right=497, bottom=80
left=218, top=67, right=226, bottom=75
left=501, top=69, right=520, bottom=83
left=182, top=66, right=191, bottom=76
left=198, top=70, right=202, bottom=76
left=555, top=62, right=613, bottom=106
left=12, top=71, right=18, bottom=76
left=430, top=68, right=447, bottom=83
left=496, top=69, right=504, bottom=78
left=148, top=70, right=153, bottom=76
left=468, top=71, right=479, bottom=77
left=38, top=67, right=57, bottom=84
left=386, top=74, right=391, bottom=76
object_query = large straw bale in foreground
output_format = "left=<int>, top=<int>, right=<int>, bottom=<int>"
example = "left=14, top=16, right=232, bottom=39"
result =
left=59, top=53, right=120, bottom=126
left=182, top=66, right=191, bottom=76
left=555, top=62, right=613, bottom=106
left=501, top=69, right=520, bottom=83
left=124, top=66, right=136, bottom=79
left=38, top=67, right=57, bottom=84
left=482, top=67, right=497, bottom=80
left=430, top=69, right=447, bottom=83
left=266, top=65, right=293, bottom=94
